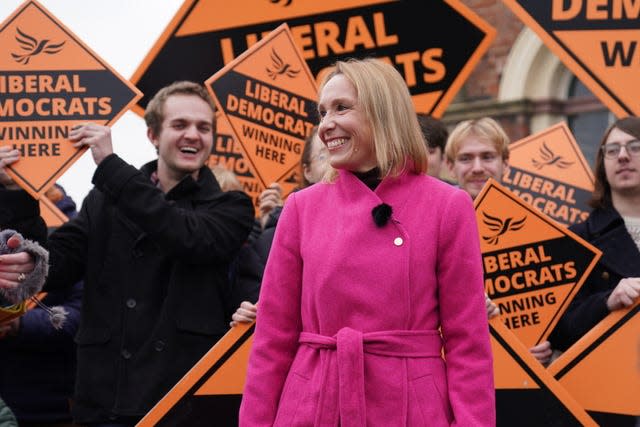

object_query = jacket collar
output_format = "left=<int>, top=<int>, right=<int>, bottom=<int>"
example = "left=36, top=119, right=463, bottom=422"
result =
left=586, top=205, right=625, bottom=236
left=336, top=162, right=417, bottom=214
left=140, top=160, right=222, bottom=201
left=587, top=206, right=640, bottom=277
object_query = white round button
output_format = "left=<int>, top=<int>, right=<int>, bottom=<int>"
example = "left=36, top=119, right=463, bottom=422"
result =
left=394, top=237, right=403, bottom=246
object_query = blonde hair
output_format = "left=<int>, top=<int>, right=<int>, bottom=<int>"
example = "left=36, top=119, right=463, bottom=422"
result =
left=445, top=117, right=510, bottom=162
left=318, top=58, right=428, bottom=179
left=210, top=164, right=243, bottom=192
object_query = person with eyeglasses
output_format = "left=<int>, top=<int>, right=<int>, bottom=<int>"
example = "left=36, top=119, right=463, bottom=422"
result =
left=550, top=117, right=640, bottom=359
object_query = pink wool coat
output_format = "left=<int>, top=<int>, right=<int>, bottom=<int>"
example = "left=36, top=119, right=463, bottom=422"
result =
left=240, top=169, right=495, bottom=426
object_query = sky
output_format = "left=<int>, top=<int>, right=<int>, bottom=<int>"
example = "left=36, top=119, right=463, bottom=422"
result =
left=1, top=0, right=184, bottom=206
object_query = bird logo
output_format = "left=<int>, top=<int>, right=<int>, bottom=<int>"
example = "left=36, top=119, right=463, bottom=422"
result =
left=270, top=0, right=292, bottom=6
left=266, top=48, right=300, bottom=80
left=481, top=211, right=526, bottom=245
left=11, top=28, right=65, bottom=65
left=531, top=142, right=574, bottom=170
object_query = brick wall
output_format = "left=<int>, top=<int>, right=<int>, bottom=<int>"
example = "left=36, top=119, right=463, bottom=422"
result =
left=442, top=1, right=533, bottom=141
left=459, top=0, right=523, bottom=101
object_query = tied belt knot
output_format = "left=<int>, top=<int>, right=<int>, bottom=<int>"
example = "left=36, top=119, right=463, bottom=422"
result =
left=299, top=327, right=443, bottom=427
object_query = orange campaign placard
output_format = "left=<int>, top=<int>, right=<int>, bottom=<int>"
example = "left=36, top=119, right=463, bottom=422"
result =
left=39, top=195, right=68, bottom=229
left=548, top=301, right=640, bottom=424
left=211, top=113, right=301, bottom=209
left=489, top=317, right=597, bottom=426
left=205, top=24, right=317, bottom=203
left=131, top=0, right=495, bottom=117
left=502, top=122, right=594, bottom=227
left=0, top=0, right=142, bottom=199
left=474, top=179, right=601, bottom=348
left=502, top=0, right=640, bottom=117
left=137, top=322, right=254, bottom=427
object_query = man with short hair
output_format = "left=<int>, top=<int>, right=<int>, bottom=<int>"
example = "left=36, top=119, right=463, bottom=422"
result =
left=418, top=114, right=449, bottom=180
left=445, top=117, right=510, bottom=199
left=445, top=117, right=553, bottom=365
left=0, top=81, right=255, bottom=426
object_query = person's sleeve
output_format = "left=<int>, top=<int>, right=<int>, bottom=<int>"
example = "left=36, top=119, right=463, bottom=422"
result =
left=549, top=222, right=612, bottom=351
left=0, top=188, right=47, bottom=244
left=437, top=189, right=495, bottom=426
left=226, top=228, right=273, bottom=314
left=45, top=193, right=92, bottom=291
left=92, top=154, right=254, bottom=263
left=239, top=193, right=303, bottom=427
left=10, top=281, right=83, bottom=348
left=549, top=273, right=611, bottom=351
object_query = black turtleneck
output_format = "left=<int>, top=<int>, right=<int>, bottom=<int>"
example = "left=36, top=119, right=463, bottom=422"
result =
left=353, top=167, right=381, bottom=191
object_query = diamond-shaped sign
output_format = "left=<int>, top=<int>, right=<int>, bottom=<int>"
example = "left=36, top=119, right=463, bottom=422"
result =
left=205, top=24, right=317, bottom=193
left=502, top=0, right=640, bottom=117
left=39, top=195, right=67, bottom=229
left=210, top=115, right=300, bottom=210
left=132, top=0, right=495, bottom=117
left=474, top=178, right=601, bottom=348
left=490, top=318, right=598, bottom=426
left=549, top=302, right=640, bottom=423
left=138, top=322, right=255, bottom=426
left=503, top=122, right=595, bottom=227
left=0, top=0, right=141, bottom=199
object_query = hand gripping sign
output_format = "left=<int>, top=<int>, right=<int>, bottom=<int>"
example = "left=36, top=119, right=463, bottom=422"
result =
left=474, top=178, right=601, bottom=349
left=0, top=0, right=142, bottom=199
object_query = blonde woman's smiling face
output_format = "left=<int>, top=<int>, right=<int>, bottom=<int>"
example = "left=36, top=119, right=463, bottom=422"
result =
left=317, top=74, right=376, bottom=173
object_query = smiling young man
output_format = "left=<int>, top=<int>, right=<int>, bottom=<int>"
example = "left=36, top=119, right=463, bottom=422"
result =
left=444, top=117, right=556, bottom=365
left=444, top=117, right=510, bottom=200
left=0, top=81, right=254, bottom=426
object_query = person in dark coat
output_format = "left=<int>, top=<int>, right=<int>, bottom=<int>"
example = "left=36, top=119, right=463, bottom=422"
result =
left=44, top=183, right=79, bottom=219
left=0, top=81, right=255, bottom=426
left=0, top=185, right=81, bottom=427
left=552, top=117, right=640, bottom=350
left=550, top=117, right=640, bottom=427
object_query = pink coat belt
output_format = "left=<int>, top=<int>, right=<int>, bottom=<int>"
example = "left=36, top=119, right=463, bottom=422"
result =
left=299, top=327, right=443, bottom=427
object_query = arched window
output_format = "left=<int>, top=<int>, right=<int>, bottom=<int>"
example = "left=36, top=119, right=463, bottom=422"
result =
left=565, top=77, right=611, bottom=167
left=499, top=28, right=613, bottom=168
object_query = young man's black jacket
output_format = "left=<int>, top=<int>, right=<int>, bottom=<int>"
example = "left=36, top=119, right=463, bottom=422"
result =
left=8, top=154, right=255, bottom=424
left=550, top=205, right=640, bottom=351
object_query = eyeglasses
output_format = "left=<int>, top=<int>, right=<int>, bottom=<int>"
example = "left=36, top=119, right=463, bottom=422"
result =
left=601, top=140, right=640, bottom=159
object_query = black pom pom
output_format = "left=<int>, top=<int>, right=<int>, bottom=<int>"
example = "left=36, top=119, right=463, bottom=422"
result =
left=371, top=203, right=392, bottom=227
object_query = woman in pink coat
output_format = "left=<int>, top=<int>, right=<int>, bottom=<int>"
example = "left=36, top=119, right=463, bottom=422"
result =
left=240, top=58, right=495, bottom=426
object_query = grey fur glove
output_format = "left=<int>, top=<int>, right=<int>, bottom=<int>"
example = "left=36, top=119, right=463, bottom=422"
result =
left=0, top=229, right=49, bottom=305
